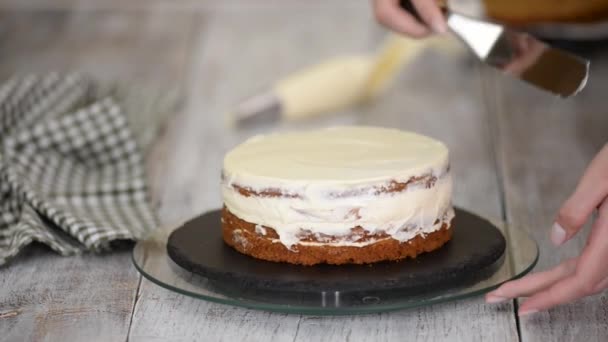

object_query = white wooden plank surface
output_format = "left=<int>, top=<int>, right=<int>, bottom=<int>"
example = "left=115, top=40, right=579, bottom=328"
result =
left=0, top=0, right=362, bottom=11
left=0, top=10, right=193, bottom=84
left=293, top=300, right=516, bottom=342
left=10, top=2, right=606, bottom=341
left=128, top=6, right=518, bottom=342
left=128, top=7, right=374, bottom=341
left=0, top=10, right=196, bottom=342
left=489, top=54, right=608, bottom=341
left=0, top=249, right=137, bottom=342
left=0, top=9, right=195, bottom=152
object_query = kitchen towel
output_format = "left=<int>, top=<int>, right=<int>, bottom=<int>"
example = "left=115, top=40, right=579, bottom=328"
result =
left=0, top=73, right=157, bottom=265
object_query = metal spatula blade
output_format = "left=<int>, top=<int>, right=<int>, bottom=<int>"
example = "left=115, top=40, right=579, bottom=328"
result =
left=447, top=13, right=589, bottom=97
left=400, top=1, right=590, bottom=97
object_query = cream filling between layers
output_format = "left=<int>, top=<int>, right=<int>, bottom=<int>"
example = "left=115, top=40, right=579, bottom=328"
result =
left=231, top=213, right=453, bottom=248
left=222, top=173, right=453, bottom=248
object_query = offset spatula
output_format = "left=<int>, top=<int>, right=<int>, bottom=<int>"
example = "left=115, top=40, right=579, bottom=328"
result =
left=400, top=0, right=589, bottom=97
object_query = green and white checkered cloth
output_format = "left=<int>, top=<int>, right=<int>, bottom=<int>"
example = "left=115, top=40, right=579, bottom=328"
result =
left=0, top=73, right=157, bottom=265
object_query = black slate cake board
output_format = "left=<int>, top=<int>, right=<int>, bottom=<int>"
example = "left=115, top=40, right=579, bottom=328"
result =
left=167, top=208, right=506, bottom=294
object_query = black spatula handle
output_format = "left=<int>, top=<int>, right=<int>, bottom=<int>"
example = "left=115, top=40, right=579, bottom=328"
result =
left=399, top=0, right=424, bottom=22
left=399, top=0, right=448, bottom=24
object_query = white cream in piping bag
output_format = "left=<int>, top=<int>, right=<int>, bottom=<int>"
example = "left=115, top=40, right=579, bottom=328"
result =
left=222, top=126, right=454, bottom=249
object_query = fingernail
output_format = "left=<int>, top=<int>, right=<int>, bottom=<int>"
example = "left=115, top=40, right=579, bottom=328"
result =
left=518, top=308, right=539, bottom=317
left=431, top=20, right=448, bottom=34
left=551, top=223, right=567, bottom=246
left=486, top=295, right=508, bottom=304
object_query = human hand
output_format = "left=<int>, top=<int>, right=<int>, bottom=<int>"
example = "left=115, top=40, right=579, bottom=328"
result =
left=372, top=0, right=447, bottom=38
left=501, top=33, right=547, bottom=76
left=486, top=144, right=608, bottom=315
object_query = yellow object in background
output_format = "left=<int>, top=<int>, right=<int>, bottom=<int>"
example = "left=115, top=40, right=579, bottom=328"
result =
left=362, top=34, right=427, bottom=101
left=275, top=56, right=374, bottom=121
left=230, top=34, right=462, bottom=127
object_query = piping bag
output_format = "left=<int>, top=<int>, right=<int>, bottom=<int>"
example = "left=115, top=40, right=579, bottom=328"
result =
left=228, top=35, right=457, bottom=128
left=229, top=0, right=590, bottom=128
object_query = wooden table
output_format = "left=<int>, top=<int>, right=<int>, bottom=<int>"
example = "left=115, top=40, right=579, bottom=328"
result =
left=1, top=2, right=607, bottom=341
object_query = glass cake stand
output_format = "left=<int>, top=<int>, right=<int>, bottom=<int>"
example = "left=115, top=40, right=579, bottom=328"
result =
left=132, top=208, right=538, bottom=315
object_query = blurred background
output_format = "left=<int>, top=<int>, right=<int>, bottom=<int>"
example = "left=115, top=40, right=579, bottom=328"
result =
left=1, top=0, right=607, bottom=213
left=2, top=0, right=608, bottom=273
left=3, top=2, right=608, bottom=340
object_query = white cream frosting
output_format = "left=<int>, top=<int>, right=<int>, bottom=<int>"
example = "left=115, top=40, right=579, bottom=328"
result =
left=222, top=126, right=453, bottom=248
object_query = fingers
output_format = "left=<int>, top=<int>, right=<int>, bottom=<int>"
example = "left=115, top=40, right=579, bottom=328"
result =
left=486, top=147, right=608, bottom=314
left=502, top=37, right=547, bottom=76
left=592, top=275, right=608, bottom=293
left=517, top=275, right=589, bottom=315
left=572, top=199, right=608, bottom=284
left=485, top=258, right=577, bottom=303
left=411, top=0, right=447, bottom=33
left=373, top=0, right=431, bottom=38
left=517, top=199, right=608, bottom=315
left=554, top=144, right=608, bottom=245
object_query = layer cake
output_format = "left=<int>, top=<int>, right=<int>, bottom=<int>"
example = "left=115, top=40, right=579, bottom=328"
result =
left=221, top=126, right=454, bottom=265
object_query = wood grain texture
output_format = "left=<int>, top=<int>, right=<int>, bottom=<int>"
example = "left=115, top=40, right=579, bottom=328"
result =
left=293, top=299, right=515, bottom=342
left=0, top=0, right=364, bottom=11
left=0, top=248, right=137, bottom=342
left=0, top=10, right=193, bottom=83
left=489, top=53, right=608, bottom=341
left=0, top=10, right=196, bottom=342
left=128, top=5, right=518, bottom=342
left=129, top=6, right=375, bottom=341
left=9, top=1, right=601, bottom=340
left=0, top=9, right=195, bottom=151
